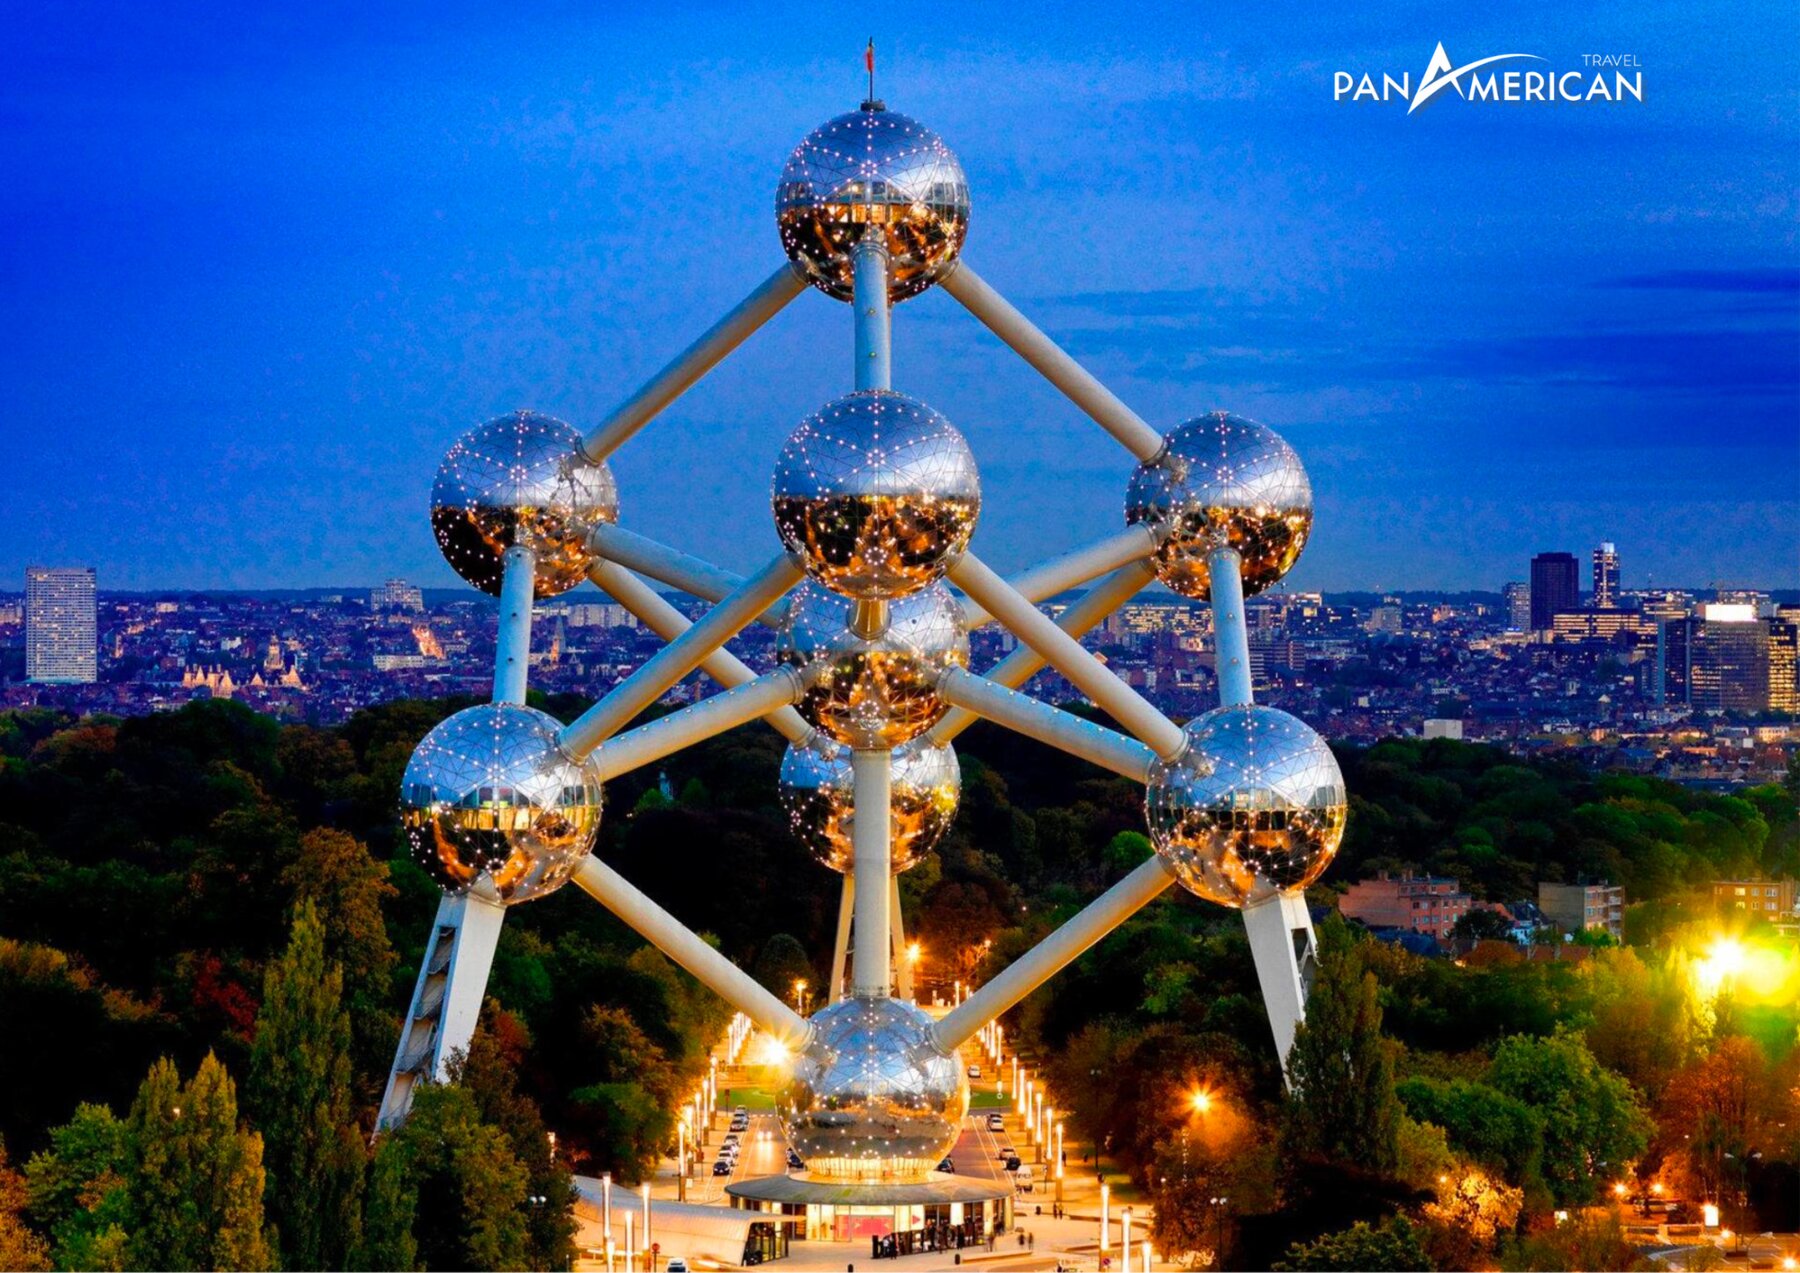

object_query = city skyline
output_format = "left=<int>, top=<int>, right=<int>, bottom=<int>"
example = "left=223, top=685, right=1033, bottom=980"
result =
left=3, top=3, right=1796, bottom=593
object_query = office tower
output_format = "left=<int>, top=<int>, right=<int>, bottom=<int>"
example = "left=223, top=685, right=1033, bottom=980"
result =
left=25, top=566, right=98, bottom=684
left=1770, top=620, right=1798, bottom=714
left=1529, top=552, right=1580, bottom=630
left=1502, top=581, right=1530, bottom=631
left=1591, top=542, right=1619, bottom=609
left=1665, top=604, right=1773, bottom=712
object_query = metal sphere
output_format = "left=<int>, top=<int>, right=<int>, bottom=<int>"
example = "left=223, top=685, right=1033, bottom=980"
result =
left=779, top=996, right=968, bottom=1182
left=431, top=410, right=619, bottom=598
left=1145, top=705, right=1346, bottom=908
left=780, top=736, right=961, bottom=874
left=1125, top=412, right=1312, bottom=601
left=776, top=107, right=970, bottom=303
left=777, top=580, right=969, bottom=749
left=773, top=391, right=980, bottom=600
left=399, top=703, right=602, bottom=905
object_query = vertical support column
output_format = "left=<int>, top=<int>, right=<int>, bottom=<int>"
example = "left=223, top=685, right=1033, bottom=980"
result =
left=376, top=887, right=507, bottom=1129
left=853, top=237, right=891, bottom=392
left=829, top=873, right=854, bottom=1003
left=493, top=545, right=537, bottom=704
left=1243, top=890, right=1317, bottom=1069
left=850, top=749, right=892, bottom=997
left=1208, top=545, right=1253, bottom=707
left=890, top=874, right=912, bottom=1001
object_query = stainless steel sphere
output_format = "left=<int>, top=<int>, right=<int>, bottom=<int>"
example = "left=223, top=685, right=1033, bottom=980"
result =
left=1145, top=705, right=1346, bottom=908
left=779, top=996, right=968, bottom=1182
left=777, top=580, right=969, bottom=749
left=399, top=703, right=602, bottom=904
left=431, top=410, right=619, bottom=598
left=780, top=735, right=961, bottom=874
left=773, top=391, right=980, bottom=601
left=1125, top=412, right=1312, bottom=601
left=776, top=106, right=970, bottom=303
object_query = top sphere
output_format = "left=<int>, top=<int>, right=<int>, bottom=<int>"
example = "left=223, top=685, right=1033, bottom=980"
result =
left=431, top=411, right=619, bottom=598
left=772, top=390, right=980, bottom=601
left=1125, top=412, right=1312, bottom=601
left=776, top=107, right=970, bottom=303
left=399, top=703, right=603, bottom=905
left=1145, top=704, right=1345, bottom=908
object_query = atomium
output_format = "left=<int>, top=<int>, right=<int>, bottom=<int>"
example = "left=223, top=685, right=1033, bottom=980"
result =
left=777, top=107, right=970, bottom=303
left=400, top=703, right=602, bottom=904
left=431, top=410, right=619, bottom=598
left=780, top=735, right=961, bottom=873
left=778, top=996, right=968, bottom=1182
left=1125, top=411, right=1312, bottom=601
left=772, top=390, right=980, bottom=600
left=1145, top=704, right=1346, bottom=908
left=776, top=579, right=969, bottom=749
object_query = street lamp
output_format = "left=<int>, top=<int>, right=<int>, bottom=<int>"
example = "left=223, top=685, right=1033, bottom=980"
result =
left=792, top=979, right=808, bottom=1013
left=1191, top=1087, right=1213, bottom=1115
left=1100, top=1183, right=1110, bottom=1254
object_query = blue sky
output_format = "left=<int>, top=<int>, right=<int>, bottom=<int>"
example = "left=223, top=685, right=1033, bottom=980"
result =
left=2, top=1, right=1795, bottom=593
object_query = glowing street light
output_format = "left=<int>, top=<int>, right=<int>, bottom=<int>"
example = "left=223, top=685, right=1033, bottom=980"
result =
left=1191, top=1087, right=1213, bottom=1115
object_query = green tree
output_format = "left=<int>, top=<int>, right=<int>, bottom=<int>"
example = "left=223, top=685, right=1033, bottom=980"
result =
left=281, top=828, right=399, bottom=1086
left=248, top=900, right=366, bottom=1270
left=24, top=1104, right=130, bottom=1271
left=1500, top=1213, right=1651, bottom=1271
left=124, top=1054, right=275, bottom=1272
left=380, top=1084, right=529, bottom=1272
left=352, top=1136, right=418, bottom=1273
left=451, top=1016, right=576, bottom=1270
left=749, top=934, right=815, bottom=1006
left=1394, top=1076, right=1545, bottom=1202
left=1487, top=1031, right=1651, bottom=1206
left=1273, top=1216, right=1433, bottom=1271
left=1283, top=919, right=1401, bottom=1175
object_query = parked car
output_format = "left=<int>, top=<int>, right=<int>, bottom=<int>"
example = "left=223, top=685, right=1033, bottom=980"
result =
left=667, top=1261, right=689, bottom=1273
left=986, top=1114, right=1005, bottom=1132
left=937, top=1157, right=956, bottom=1174
left=996, top=1147, right=1015, bottom=1160
left=786, top=1149, right=805, bottom=1169
left=967, top=1065, right=981, bottom=1078
left=712, top=1160, right=732, bottom=1176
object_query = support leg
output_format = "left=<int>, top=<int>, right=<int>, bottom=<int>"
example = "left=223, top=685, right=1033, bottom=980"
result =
left=1208, top=546, right=1254, bottom=707
left=1242, top=891, right=1317, bottom=1070
left=377, top=889, right=507, bottom=1129
left=493, top=546, right=536, bottom=704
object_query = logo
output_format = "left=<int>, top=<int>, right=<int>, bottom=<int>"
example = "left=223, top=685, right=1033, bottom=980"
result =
left=1334, top=43, right=1644, bottom=112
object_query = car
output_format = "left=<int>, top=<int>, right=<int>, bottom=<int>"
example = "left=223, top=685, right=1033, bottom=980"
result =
left=967, top=1065, right=981, bottom=1079
left=667, top=1261, right=689, bottom=1273
left=937, top=1157, right=956, bottom=1174
left=712, top=1160, right=732, bottom=1176
left=996, top=1147, right=1015, bottom=1160
left=1004, top=1156, right=1021, bottom=1172
left=723, top=1133, right=740, bottom=1145
left=986, top=1114, right=1005, bottom=1132
left=786, top=1149, right=806, bottom=1169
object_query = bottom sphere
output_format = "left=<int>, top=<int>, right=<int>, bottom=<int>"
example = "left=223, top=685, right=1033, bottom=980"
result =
left=779, top=997, right=967, bottom=1182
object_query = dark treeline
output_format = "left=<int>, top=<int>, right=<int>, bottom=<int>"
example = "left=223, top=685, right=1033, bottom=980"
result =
left=0, top=698, right=1796, bottom=1270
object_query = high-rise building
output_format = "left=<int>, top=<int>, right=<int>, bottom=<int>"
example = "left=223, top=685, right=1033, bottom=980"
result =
left=1529, top=552, right=1580, bottom=630
left=25, top=566, right=98, bottom=684
left=1591, top=542, right=1619, bottom=609
left=1502, top=581, right=1530, bottom=631
left=1662, top=603, right=1776, bottom=712
left=1769, top=620, right=1798, bottom=714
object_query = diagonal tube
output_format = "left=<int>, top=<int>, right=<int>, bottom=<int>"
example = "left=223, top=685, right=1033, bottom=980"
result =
left=932, top=560, right=1154, bottom=745
left=571, top=856, right=810, bottom=1048
left=586, top=668, right=804, bottom=784
left=585, top=560, right=811, bottom=743
left=948, top=552, right=1187, bottom=761
left=582, top=264, right=809, bottom=463
left=932, top=855, right=1177, bottom=1051
left=558, top=552, right=802, bottom=759
left=962, top=525, right=1158, bottom=629
left=942, top=262, right=1166, bottom=464
left=937, top=668, right=1156, bottom=781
